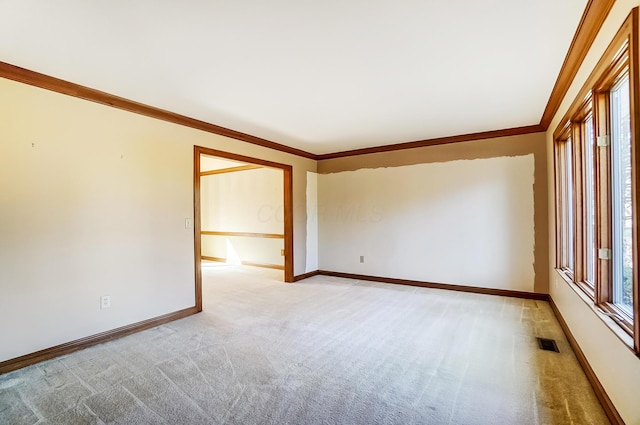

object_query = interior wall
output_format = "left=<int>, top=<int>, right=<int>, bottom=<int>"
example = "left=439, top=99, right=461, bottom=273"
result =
left=318, top=132, right=548, bottom=293
left=319, top=153, right=535, bottom=291
left=0, top=77, right=316, bottom=363
left=546, top=1, right=640, bottom=423
left=200, top=167, right=284, bottom=266
left=305, top=172, right=319, bottom=272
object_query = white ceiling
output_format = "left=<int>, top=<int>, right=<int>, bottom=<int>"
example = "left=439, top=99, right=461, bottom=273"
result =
left=0, top=0, right=587, bottom=155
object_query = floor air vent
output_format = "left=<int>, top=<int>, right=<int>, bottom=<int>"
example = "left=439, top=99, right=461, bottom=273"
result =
left=537, top=337, right=559, bottom=353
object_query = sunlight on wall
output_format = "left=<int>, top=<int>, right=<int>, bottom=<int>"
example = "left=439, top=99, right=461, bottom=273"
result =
left=225, top=239, right=242, bottom=264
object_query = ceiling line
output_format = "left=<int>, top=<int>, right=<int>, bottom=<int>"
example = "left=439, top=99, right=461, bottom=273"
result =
left=540, top=0, right=616, bottom=129
left=315, top=124, right=545, bottom=160
left=0, top=61, right=316, bottom=160
left=0, top=0, right=609, bottom=161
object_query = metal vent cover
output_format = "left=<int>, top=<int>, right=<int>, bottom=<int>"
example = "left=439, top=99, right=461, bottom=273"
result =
left=537, top=337, right=560, bottom=352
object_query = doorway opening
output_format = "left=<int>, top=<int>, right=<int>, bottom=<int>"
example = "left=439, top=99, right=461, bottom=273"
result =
left=193, top=146, right=294, bottom=311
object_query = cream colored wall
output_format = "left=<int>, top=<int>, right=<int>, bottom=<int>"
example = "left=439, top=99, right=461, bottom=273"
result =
left=318, top=155, right=536, bottom=291
left=201, top=236, right=284, bottom=266
left=317, top=131, right=548, bottom=293
left=546, top=1, right=640, bottom=423
left=201, top=168, right=283, bottom=233
left=305, top=172, right=319, bottom=272
left=200, top=156, right=247, bottom=171
left=0, top=77, right=316, bottom=362
left=201, top=167, right=284, bottom=266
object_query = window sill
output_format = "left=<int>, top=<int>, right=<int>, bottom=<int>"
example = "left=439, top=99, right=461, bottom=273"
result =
left=554, top=268, right=636, bottom=354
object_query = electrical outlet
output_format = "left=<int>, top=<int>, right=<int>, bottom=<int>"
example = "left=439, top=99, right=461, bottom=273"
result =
left=360, top=255, right=364, bottom=263
left=101, top=295, right=111, bottom=309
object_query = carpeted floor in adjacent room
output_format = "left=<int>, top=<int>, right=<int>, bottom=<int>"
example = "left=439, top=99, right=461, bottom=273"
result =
left=0, top=264, right=609, bottom=424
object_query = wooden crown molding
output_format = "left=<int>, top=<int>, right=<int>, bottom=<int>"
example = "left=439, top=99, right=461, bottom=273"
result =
left=553, top=10, right=635, bottom=142
left=0, top=61, right=316, bottom=160
left=1, top=60, right=545, bottom=161
left=540, top=0, right=616, bottom=129
left=1, top=0, right=613, bottom=164
left=316, top=125, right=545, bottom=160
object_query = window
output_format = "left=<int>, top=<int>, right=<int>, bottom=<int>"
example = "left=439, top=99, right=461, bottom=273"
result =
left=566, top=136, right=575, bottom=273
left=610, top=73, right=633, bottom=317
left=584, top=113, right=596, bottom=286
left=556, top=131, right=575, bottom=276
left=554, top=11, right=639, bottom=352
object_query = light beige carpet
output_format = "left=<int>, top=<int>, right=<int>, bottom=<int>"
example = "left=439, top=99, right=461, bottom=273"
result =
left=0, top=265, right=609, bottom=424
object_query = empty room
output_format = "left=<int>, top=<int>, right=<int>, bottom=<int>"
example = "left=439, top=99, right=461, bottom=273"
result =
left=1, top=1, right=640, bottom=424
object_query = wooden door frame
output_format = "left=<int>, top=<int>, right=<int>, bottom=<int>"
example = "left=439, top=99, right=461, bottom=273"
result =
left=193, top=146, right=294, bottom=311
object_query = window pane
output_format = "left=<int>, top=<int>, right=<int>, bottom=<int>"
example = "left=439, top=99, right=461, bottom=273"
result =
left=611, top=72, right=633, bottom=317
left=567, top=137, right=574, bottom=271
left=585, top=116, right=596, bottom=284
